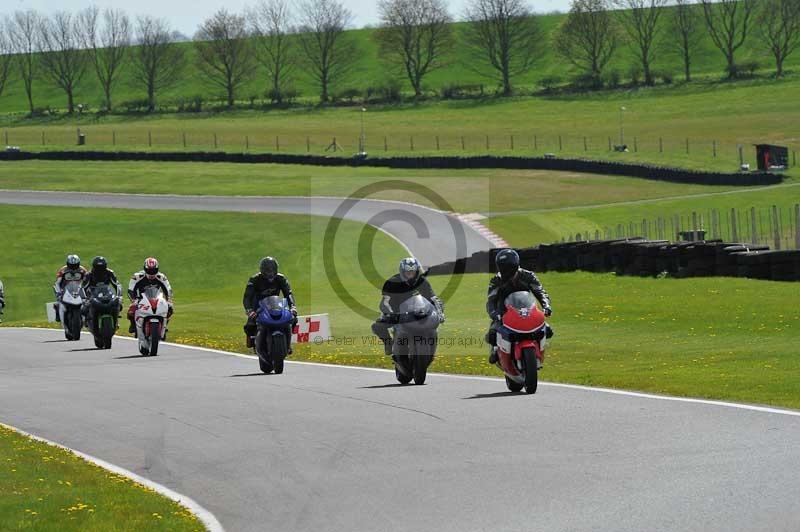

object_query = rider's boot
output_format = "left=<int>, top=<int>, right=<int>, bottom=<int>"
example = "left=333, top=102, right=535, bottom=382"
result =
left=488, top=345, right=499, bottom=364
left=383, top=337, right=393, bottom=356
left=128, top=319, right=135, bottom=334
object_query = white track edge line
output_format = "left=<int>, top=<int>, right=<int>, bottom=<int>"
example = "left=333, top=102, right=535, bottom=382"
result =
left=8, top=327, right=800, bottom=418
left=0, top=420, right=225, bottom=532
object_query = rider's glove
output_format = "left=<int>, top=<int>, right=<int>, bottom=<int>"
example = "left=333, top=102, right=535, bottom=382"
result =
left=544, top=307, right=553, bottom=317
left=291, top=308, right=298, bottom=317
left=247, top=310, right=257, bottom=319
left=490, top=310, right=503, bottom=322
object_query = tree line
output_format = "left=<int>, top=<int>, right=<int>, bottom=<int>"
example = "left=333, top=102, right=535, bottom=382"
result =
left=0, top=0, right=798, bottom=114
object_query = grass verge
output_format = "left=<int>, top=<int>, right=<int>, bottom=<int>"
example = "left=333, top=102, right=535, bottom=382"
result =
left=0, top=424, right=202, bottom=531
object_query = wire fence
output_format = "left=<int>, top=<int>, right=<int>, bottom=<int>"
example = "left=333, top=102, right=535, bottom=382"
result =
left=3, top=128, right=798, bottom=170
left=561, top=204, right=800, bottom=251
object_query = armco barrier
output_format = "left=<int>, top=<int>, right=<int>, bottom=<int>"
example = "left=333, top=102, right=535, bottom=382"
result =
left=0, top=150, right=784, bottom=186
left=427, top=240, right=800, bottom=282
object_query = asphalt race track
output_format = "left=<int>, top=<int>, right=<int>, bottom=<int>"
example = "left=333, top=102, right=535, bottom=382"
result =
left=0, top=190, right=495, bottom=266
left=1, top=328, right=799, bottom=532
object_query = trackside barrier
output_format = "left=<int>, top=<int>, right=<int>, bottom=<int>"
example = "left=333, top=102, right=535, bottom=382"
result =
left=0, top=150, right=783, bottom=186
left=428, top=240, right=800, bottom=282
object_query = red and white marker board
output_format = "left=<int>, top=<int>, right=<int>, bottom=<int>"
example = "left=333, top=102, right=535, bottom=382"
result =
left=291, top=314, right=331, bottom=344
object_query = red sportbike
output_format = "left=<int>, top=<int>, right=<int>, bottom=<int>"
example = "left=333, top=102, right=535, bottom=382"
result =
left=494, top=291, right=549, bottom=394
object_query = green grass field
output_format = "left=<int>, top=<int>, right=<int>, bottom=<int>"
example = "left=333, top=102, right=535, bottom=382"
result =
left=1, top=160, right=797, bottom=249
left=487, top=182, right=800, bottom=246
left=1, top=204, right=798, bottom=410
left=0, top=424, right=202, bottom=531
left=0, top=7, right=797, bottom=115
left=2, top=76, right=799, bottom=177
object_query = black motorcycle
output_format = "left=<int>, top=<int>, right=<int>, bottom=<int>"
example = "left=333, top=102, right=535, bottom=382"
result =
left=86, top=283, right=121, bottom=350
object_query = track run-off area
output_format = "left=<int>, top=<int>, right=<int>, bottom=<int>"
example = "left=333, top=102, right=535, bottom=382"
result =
left=1, top=328, right=799, bottom=532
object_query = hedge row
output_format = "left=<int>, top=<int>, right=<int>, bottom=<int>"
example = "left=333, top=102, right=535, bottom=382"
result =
left=428, top=239, right=800, bottom=282
left=0, top=150, right=783, bottom=186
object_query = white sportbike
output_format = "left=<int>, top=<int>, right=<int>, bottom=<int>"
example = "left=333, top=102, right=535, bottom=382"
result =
left=134, top=286, right=170, bottom=356
left=58, top=280, right=84, bottom=341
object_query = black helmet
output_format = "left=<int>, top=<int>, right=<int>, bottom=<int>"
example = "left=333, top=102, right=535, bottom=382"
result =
left=260, top=256, right=278, bottom=280
left=92, top=256, right=108, bottom=273
left=66, top=254, right=81, bottom=269
left=399, top=257, right=422, bottom=285
left=495, top=249, right=520, bottom=280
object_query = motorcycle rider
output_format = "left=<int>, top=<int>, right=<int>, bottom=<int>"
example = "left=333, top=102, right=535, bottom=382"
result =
left=371, top=257, right=445, bottom=357
left=81, top=256, right=123, bottom=324
left=127, top=257, right=173, bottom=334
left=486, top=249, right=552, bottom=364
left=243, top=257, right=297, bottom=352
left=54, top=254, right=88, bottom=315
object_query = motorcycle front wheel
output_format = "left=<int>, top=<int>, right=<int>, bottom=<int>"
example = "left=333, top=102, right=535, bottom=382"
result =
left=522, top=347, right=538, bottom=394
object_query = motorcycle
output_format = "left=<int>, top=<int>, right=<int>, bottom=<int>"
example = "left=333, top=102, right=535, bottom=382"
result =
left=494, top=291, right=549, bottom=394
left=134, top=286, right=170, bottom=357
left=58, top=280, right=84, bottom=341
left=86, top=283, right=121, bottom=350
left=253, top=296, right=294, bottom=374
left=389, top=294, right=442, bottom=385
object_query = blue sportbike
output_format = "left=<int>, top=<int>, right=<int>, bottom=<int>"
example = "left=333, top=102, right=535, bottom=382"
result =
left=255, top=296, right=294, bottom=374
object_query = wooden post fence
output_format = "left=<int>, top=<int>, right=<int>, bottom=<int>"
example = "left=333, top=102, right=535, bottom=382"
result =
left=213, top=133, right=217, bottom=149
left=772, top=205, right=782, bottom=250
left=148, top=131, right=152, bottom=147
left=731, top=208, right=739, bottom=242
left=436, top=136, right=440, bottom=150
left=510, top=135, right=514, bottom=150
left=112, top=130, right=116, bottom=146
left=795, top=204, right=800, bottom=250
left=182, top=132, right=186, bottom=148
left=384, top=136, right=387, bottom=152
left=558, top=135, right=562, bottom=151
left=659, top=137, right=663, bottom=153
left=410, top=136, right=414, bottom=151
left=712, top=140, right=717, bottom=158
left=750, top=207, right=758, bottom=244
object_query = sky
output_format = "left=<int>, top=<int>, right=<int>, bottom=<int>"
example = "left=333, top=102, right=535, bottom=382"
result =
left=1, top=0, right=571, bottom=37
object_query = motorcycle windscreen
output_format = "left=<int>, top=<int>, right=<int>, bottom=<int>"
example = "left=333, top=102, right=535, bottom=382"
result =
left=63, top=280, right=82, bottom=297
left=397, top=294, right=439, bottom=330
left=504, top=291, right=536, bottom=312
left=92, top=283, right=114, bottom=300
left=143, top=286, right=163, bottom=299
left=261, top=295, right=284, bottom=312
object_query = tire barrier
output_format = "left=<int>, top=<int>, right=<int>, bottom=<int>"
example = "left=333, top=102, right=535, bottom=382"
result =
left=428, top=239, right=800, bottom=282
left=0, top=150, right=783, bottom=186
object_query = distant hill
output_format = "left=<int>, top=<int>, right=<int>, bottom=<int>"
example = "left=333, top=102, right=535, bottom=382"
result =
left=0, top=6, right=795, bottom=114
